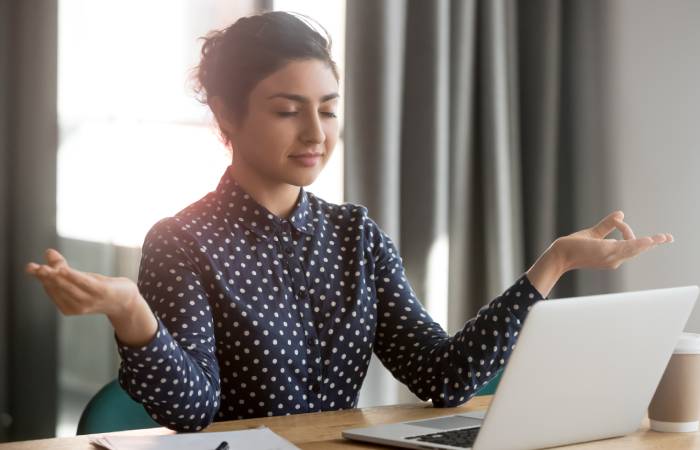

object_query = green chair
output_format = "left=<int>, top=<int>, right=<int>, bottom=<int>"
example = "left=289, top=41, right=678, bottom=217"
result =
left=475, top=368, right=503, bottom=396
left=77, top=379, right=160, bottom=434
left=76, top=369, right=502, bottom=435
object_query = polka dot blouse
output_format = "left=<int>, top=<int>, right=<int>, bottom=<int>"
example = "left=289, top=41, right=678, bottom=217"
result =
left=117, top=166, right=545, bottom=431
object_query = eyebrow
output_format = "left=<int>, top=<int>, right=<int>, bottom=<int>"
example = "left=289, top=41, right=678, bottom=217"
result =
left=266, top=92, right=340, bottom=103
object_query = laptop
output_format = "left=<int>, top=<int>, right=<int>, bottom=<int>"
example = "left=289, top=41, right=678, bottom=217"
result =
left=343, top=285, right=699, bottom=450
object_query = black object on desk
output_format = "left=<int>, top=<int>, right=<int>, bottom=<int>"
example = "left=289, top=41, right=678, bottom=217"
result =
left=215, top=441, right=229, bottom=450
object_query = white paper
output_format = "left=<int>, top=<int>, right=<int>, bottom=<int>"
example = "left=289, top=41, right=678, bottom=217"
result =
left=89, top=426, right=300, bottom=450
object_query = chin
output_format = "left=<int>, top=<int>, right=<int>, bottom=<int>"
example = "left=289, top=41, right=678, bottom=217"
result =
left=292, top=176, right=318, bottom=187
left=287, top=171, right=321, bottom=188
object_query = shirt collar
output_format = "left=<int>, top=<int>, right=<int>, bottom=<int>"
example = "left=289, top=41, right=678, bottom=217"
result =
left=215, top=166, right=315, bottom=239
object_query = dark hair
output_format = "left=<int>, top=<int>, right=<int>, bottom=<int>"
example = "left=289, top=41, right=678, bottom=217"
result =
left=193, top=11, right=339, bottom=147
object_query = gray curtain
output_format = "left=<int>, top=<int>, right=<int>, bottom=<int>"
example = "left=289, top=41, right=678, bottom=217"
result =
left=0, top=0, right=58, bottom=440
left=0, top=0, right=59, bottom=441
left=345, top=0, right=617, bottom=406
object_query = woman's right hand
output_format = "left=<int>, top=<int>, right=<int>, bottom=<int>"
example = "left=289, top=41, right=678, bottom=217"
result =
left=26, top=248, right=139, bottom=318
left=26, top=248, right=158, bottom=347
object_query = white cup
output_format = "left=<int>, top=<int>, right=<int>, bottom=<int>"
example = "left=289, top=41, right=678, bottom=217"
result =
left=648, top=333, right=700, bottom=432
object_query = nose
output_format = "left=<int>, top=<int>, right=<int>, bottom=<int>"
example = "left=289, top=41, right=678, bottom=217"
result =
left=300, top=111, right=326, bottom=145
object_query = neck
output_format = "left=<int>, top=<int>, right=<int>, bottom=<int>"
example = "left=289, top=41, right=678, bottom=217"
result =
left=228, top=162, right=300, bottom=219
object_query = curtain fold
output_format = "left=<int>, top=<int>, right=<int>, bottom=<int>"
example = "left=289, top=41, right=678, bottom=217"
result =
left=345, top=0, right=615, bottom=407
left=344, top=0, right=412, bottom=407
left=477, top=0, right=524, bottom=297
left=447, top=0, right=480, bottom=330
left=0, top=0, right=59, bottom=441
left=344, top=0, right=406, bottom=236
left=0, top=0, right=9, bottom=441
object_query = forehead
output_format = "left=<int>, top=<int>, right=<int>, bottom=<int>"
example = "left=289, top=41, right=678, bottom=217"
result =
left=253, top=59, right=339, bottom=99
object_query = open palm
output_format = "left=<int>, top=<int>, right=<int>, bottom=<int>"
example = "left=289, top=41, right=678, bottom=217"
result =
left=26, top=249, right=139, bottom=317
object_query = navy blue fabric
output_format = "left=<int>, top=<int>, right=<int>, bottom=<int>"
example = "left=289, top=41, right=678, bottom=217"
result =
left=117, top=166, right=544, bottom=431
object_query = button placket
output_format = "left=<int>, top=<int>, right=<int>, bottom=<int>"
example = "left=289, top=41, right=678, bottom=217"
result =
left=280, top=225, right=323, bottom=402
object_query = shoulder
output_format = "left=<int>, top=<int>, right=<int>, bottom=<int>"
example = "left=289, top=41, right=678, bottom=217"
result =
left=140, top=217, right=193, bottom=266
left=305, top=191, right=374, bottom=230
left=305, top=192, right=394, bottom=254
left=142, top=191, right=220, bottom=248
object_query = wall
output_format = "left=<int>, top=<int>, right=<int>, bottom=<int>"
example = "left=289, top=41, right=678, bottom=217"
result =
left=606, top=0, right=700, bottom=329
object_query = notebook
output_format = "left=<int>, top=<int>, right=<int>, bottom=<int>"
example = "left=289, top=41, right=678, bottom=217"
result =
left=90, top=426, right=300, bottom=450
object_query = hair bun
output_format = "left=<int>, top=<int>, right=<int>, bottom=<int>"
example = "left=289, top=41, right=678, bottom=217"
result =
left=191, top=11, right=338, bottom=148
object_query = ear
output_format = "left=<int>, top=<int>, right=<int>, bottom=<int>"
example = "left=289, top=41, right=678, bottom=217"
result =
left=209, top=96, right=238, bottom=139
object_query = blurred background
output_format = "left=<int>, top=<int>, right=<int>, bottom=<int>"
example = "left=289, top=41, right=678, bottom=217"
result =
left=1, top=0, right=699, bottom=442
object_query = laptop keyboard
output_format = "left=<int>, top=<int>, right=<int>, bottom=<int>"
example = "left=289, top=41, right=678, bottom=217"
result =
left=405, top=427, right=481, bottom=448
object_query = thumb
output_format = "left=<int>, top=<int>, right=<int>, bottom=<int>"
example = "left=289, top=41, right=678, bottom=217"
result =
left=45, top=249, right=69, bottom=269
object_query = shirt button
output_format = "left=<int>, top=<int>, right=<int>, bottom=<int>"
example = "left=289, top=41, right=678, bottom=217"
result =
left=307, top=337, right=314, bottom=346
left=285, top=246, right=294, bottom=256
left=311, top=383, right=320, bottom=393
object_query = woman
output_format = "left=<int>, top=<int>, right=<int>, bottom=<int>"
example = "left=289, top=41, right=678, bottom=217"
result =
left=27, top=11, right=672, bottom=432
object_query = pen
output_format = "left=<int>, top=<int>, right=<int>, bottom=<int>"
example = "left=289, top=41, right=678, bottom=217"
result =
left=215, top=441, right=229, bottom=450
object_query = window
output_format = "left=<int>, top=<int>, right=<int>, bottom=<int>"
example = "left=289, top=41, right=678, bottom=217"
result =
left=56, top=0, right=346, bottom=436
left=58, top=0, right=346, bottom=248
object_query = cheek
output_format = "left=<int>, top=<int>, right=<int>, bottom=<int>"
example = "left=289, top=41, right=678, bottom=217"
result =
left=324, top=122, right=340, bottom=149
left=239, top=115, right=295, bottom=153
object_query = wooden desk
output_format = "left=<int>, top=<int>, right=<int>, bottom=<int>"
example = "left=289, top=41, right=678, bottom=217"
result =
left=1, top=396, right=699, bottom=449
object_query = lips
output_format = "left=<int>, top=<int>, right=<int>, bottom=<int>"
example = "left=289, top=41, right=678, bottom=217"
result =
left=289, top=152, right=323, bottom=157
left=289, top=152, right=323, bottom=167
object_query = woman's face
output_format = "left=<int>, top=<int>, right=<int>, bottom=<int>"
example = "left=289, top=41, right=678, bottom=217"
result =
left=220, top=59, right=340, bottom=188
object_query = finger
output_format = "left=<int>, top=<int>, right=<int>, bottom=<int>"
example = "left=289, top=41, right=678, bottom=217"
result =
left=613, top=218, right=636, bottom=240
left=38, top=271, right=88, bottom=315
left=25, top=262, right=41, bottom=275
left=611, top=236, right=656, bottom=262
left=38, top=272, right=74, bottom=305
left=60, top=267, right=103, bottom=296
left=35, top=264, right=59, bottom=280
left=45, top=248, right=69, bottom=269
left=52, top=273, right=95, bottom=313
left=651, top=233, right=667, bottom=244
left=666, top=233, right=675, bottom=243
left=42, top=282, right=84, bottom=315
left=590, top=210, right=625, bottom=239
left=619, top=237, right=655, bottom=259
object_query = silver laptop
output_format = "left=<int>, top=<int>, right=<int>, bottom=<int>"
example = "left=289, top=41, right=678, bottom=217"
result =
left=343, top=285, right=699, bottom=450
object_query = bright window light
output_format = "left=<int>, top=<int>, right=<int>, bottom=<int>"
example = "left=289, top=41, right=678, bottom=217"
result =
left=58, top=0, right=345, bottom=248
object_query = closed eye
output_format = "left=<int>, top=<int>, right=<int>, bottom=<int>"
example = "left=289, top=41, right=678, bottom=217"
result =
left=276, top=111, right=337, bottom=118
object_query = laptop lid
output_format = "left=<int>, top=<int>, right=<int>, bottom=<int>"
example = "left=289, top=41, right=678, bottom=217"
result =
left=342, top=285, right=698, bottom=450
left=474, top=285, right=698, bottom=449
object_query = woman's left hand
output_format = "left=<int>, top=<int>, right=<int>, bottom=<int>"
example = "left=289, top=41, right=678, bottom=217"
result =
left=526, top=210, right=673, bottom=297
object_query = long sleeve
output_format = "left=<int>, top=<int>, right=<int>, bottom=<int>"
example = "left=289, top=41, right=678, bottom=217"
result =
left=111, top=164, right=544, bottom=424
left=117, top=219, right=221, bottom=431
left=366, top=215, right=544, bottom=407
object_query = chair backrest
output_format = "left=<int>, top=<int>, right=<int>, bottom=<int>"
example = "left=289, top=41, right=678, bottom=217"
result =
left=76, top=379, right=159, bottom=434
left=475, top=368, right=503, bottom=396
left=76, top=371, right=500, bottom=435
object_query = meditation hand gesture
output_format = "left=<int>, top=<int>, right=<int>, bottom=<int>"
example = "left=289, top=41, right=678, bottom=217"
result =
left=26, top=210, right=672, bottom=343
left=527, top=210, right=673, bottom=297
left=26, top=249, right=139, bottom=317
left=26, top=249, right=157, bottom=346
left=556, top=210, right=673, bottom=271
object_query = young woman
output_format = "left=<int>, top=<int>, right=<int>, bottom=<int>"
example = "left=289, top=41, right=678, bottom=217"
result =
left=27, top=11, right=673, bottom=432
